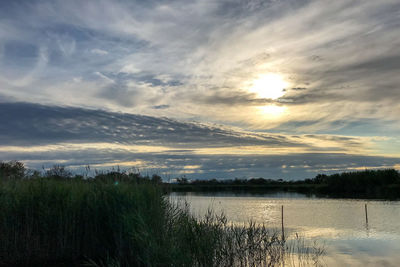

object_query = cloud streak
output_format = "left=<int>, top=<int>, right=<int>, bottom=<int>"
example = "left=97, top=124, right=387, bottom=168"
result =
left=0, top=0, right=399, bottom=130
left=1, top=0, right=400, bottom=178
left=0, top=102, right=399, bottom=179
left=0, top=102, right=365, bottom=151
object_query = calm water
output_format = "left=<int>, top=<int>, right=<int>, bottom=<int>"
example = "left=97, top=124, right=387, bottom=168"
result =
left=170, top=192, right=400, bottom=266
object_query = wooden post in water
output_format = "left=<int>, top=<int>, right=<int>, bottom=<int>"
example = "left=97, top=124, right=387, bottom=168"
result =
left=365, top=203, right=368, bottom=225
left=281, top=205, right=285, bottom=241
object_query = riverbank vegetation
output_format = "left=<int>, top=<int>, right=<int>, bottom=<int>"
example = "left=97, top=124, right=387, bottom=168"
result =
left=171, top=169, right=400, bottom=199
left=0, top=161, right=323, bottom=266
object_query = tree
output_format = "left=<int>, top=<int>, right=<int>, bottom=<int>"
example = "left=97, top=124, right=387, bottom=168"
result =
left=0, top=161, right=25, bottom=179
left=176, top=176, right=188, bottom=184
left=46, top=165, right=72, bottom=179
left=151, top=174, right=162, bottom=184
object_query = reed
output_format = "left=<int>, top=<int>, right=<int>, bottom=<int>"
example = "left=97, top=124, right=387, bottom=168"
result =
left=0, top=162, right=323, bottom=266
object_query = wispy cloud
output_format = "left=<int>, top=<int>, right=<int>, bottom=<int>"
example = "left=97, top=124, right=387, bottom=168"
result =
left=1, top=0, right=399, bottom=130
left=0, top=102, right=367, bottom=151
left=0, top=102, right=399, bottom=179
left=90, top=49, right=108, bottom=56
left=1, top=1, right=400, bottom=177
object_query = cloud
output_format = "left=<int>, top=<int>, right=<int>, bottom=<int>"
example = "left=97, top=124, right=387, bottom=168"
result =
left=1, top=1, right=400, bottom=178
left=1, top=1, right=399, bottom=129
left=2, top=146, right=399, bottom=180
left=0, top=102, right=319, bottom=148
left=0, top=102, right=398, bottom=179
left=90, top=48, right=108, bottom=55
left=0, top=0, right=396, bottom=134
left=120, top=64, right=140, bottom=74
left=94, top=71, right=115, bottom=83
left=152, top=104, right=170, bottom=110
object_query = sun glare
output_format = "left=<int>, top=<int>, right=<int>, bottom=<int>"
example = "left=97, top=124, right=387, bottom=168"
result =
left=258, top=105, right=286, bottom=117
left=249, top=73, right=288, bottom=99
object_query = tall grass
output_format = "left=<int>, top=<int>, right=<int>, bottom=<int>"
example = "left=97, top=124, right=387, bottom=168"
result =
left=0, top=163, right=323, bottom=266
left=0, top=178, right=169, bottom=266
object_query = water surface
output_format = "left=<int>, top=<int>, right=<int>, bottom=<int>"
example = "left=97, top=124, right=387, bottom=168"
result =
left=170, top=192, right=400, bottom=266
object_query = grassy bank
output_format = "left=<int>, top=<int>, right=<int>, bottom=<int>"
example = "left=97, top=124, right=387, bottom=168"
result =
left=0, top=161, right=322, bottom=266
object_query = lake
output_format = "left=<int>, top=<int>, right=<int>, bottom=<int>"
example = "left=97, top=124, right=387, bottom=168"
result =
left=170, top=192, right=400, bottom=266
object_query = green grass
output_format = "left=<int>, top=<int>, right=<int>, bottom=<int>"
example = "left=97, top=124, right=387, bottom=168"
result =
left=0, top=162, right=323, bottom=266
left=0, top=178, right=168, bottom=266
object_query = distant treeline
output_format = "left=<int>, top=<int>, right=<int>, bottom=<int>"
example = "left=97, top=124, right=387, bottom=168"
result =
left=171, top=169, right=400, bottom=199
left=0, top=160, right=163, bottom=183
left=1, top=160, right=399, bottom=199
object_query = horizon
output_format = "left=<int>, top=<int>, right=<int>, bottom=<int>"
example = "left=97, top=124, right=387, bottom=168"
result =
left=1, top=0, right=400, bottom=180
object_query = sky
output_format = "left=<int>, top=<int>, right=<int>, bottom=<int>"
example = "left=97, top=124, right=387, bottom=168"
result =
left=1, top=0, right=400, bottom=180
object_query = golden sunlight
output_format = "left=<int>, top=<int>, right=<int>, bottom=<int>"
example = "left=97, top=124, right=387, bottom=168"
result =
left=258, top=105, right=286, bottom=118
left=249, top=73, right=288, bottom=99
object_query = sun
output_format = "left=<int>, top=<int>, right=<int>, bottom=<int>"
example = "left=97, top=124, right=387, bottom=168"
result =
left=249, top=73, right=288, bottom=99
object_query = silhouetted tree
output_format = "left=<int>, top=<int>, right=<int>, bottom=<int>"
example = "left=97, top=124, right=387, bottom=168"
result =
left=176, top=176, right=188, bottom=184
left=0, top=161, right=25, bottom=180
left=151, top=174, right=162, bottom=184
left=46, top=165, right=72, bottom=179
